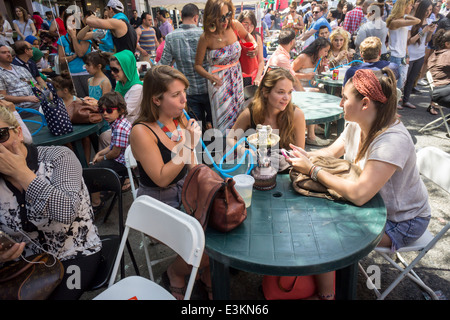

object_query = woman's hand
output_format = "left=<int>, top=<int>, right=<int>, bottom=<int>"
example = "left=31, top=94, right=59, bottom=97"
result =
left=0, top=140, right=28, bottom=178
left=285, top=147, right=313, bottom=175
left=82, top=97, right=98, bottom=106
left=0, top=242, right=26, bottom=263
left=185, top=118, right=202, bottom=149
left=210, top=74, right=223, bottom=88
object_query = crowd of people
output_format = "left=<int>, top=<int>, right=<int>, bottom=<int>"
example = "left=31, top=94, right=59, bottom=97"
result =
left=0, top=0, right=449, bottom=300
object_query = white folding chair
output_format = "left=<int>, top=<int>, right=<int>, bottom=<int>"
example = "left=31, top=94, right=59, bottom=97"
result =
left=124, top=145, right=177, bottom=281
left=94, top=195, right=205, bottom=300
left=360, top=146, right=450, bottom=300
left=418, top=71, right=450, bottom=137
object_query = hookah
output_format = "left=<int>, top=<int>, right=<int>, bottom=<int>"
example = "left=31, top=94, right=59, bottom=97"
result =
left=183, top=110, right=280, bottom=190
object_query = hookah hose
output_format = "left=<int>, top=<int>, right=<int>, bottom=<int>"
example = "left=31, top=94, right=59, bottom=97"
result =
left=183, top=110, right=256, bottom=178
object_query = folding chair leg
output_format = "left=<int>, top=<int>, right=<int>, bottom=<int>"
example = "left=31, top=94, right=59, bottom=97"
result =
left=378, top=252, right=439, bottom=300
left=419, top=106, right=450, bottom=136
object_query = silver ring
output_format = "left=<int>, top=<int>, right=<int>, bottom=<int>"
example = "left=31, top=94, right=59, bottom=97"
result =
left=212, top=82, right=216, bottom=86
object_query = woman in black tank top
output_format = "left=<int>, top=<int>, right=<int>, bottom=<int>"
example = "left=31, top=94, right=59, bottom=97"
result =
left=129, top=65, right=211, bottom=299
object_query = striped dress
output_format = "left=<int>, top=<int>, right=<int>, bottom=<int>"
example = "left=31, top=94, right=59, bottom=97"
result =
left=207, top=41, right=244, bottom=134
left=138, top=25, right=157, bottom=53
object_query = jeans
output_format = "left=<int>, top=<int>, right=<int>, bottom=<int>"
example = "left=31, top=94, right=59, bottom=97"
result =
left=187, top=93, right=212, bottom=129
left=390, top=55, right=409, bottom=90
left=403, top=56, right=425, bottom=104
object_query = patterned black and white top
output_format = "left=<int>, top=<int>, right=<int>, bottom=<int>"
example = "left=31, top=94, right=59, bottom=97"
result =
left=0, top=145, right=101, bottom=261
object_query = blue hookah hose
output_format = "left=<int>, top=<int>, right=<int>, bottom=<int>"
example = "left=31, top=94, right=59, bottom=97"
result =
left=308, top=58, right=322, bottom=87
left=183, top=110, right=256, bottom=178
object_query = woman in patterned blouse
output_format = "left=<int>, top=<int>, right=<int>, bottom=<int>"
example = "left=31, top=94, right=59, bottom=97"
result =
left=0, top=106, right=102, bottom=299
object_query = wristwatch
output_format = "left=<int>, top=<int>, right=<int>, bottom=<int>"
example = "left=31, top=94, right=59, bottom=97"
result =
left=103, top=154, right=107, bottom=161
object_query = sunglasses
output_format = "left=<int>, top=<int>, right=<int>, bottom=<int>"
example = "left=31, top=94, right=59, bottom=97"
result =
left=312, top=11, right=321, bottom=14
left=98, top=107, right=118, bottom=114
left=0, top=126, right=16, bottom=143
left=110, top=67, right=121, bottom=74
left=220, top=11, right=233, bottom=23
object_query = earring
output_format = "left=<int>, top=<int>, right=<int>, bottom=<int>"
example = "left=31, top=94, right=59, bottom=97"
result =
left=209, top=23, right=216, bottom=33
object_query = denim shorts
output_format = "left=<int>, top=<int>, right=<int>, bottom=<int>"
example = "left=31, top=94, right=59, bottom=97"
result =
left=385, top=216, right=431, bottom=251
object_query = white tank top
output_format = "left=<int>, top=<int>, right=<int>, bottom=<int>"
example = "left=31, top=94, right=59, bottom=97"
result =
left=389, top=26, right=408, bottom=58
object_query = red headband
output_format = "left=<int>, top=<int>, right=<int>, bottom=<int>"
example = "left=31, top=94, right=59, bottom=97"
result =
left=352, top=69, right=388, bottom=104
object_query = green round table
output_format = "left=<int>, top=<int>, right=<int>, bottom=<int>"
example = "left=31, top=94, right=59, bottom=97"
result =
left=25, top=117, right=103, bottom=168
left=291, top=91, right=345, bottom=138
left=315, top=74, right=344, bottom=96
left=206, top=174, right=386, bottom=300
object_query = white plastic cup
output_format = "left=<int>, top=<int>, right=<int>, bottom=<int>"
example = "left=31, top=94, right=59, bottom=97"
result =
left=233, top=174, right=255, bottom=208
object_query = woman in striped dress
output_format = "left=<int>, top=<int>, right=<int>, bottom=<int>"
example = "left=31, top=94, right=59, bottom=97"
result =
left=195, top=0, right=257, bottom=134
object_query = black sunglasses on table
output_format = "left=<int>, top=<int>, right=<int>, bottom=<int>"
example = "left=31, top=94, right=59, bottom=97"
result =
left=0, top=126, right=16, bottom=143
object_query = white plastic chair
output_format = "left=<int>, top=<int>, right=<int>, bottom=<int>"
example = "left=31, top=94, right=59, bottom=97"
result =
left=360, top=146, right=450, bottom=300
left=94, top=195, right=205, bottom=300
left=418, top=71, right=450, bottom=137
left=124, top=145, right=177, bottom=281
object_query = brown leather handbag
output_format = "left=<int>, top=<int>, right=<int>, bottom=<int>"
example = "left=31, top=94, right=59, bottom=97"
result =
left=66, top=100, right=103, bottom=124
left=182, top=164, right=247, bottom=232
left=0, top=253, right=64, bottom=300
left=289, top=155, right=361, bottom=201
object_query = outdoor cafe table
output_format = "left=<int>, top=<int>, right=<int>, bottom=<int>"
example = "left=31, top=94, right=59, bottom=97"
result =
left=291, top=91, right=345, bottom=139
left=25, top=116, right=103, bottom=168
left=315, top=74, right=344, bottom=96
left=205, top=174, right=387, bottom=300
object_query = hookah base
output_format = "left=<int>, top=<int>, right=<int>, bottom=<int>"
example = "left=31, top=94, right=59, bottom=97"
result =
left=251, top=169, right=277, bottom=191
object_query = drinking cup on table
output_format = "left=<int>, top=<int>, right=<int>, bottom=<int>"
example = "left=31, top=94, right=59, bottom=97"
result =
left=233, top=174, right=255, bottom=208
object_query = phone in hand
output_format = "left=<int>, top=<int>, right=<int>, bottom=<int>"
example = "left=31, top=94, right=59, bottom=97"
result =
left=281, top=148, right=293, bottom=159
left=0, top=231, right=17, bottom=253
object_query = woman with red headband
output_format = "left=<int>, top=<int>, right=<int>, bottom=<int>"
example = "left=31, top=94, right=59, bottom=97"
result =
left=286, top=68, right=431, bottom=300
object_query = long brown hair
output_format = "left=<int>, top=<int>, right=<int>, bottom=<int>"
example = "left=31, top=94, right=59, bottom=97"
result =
left=135, top=65, right=189, bottom=126
left=348, top=67, right=398, bottom=163
left=203, top=0, right=235, bottom=35
left=251, top=67, right=296, bottom=149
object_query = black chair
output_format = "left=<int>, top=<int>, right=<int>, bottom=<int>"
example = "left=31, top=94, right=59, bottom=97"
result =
left=82, top=167, right=140, bottom=290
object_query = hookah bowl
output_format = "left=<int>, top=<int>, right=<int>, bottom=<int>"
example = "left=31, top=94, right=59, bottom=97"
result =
left=247, top=125, right=280, bottom=191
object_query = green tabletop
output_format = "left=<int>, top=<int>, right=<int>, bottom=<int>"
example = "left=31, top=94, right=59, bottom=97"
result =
left=25, top=116, right=103, bottom=167
left=206, top=174, right=386, bottom=299
left=315, top=74, right=344, bottom=96
left=291, top=91, right=345, bottom=138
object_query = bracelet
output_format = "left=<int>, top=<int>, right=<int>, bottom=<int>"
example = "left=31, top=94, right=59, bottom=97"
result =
left=103, top=154, right=107, bottom=161
left=185, top=145, right=194, bottom=152
left=308, top=165, right=316, bottom=177
left=311, top=166, right=322, bottom=182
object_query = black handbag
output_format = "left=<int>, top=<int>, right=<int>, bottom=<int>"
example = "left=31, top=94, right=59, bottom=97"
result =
left=33, top=83, right=73, bottom=136
left=0, top=253, right=64, bottom=300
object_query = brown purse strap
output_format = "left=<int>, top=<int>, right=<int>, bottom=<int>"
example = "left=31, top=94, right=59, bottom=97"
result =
left=277, top=276, right=300, bottom=293
left=0, top=254, right=45, bottom=283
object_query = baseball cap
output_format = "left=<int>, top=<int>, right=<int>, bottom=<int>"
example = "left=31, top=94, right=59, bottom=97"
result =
left=107, top=0, right=124, bottom=12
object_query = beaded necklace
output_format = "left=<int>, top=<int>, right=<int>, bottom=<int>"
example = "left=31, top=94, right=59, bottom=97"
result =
left=157, top=118, right=182, bottom=142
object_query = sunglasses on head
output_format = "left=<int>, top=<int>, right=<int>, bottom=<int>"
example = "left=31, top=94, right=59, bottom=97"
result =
left=220, top=11, right=233, bottom=23
left=98, top=107, right=118, bottom=114
left=0, top=126, right=16, bottom=143
left=110, top=67, right=121, bottom=74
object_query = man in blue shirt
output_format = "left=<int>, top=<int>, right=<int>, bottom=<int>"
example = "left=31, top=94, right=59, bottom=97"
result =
left=159, top=3, right=212, bottom=130
left=301, top=4, right=331, bottom=44
left=344, top=37, right=399, bottom=85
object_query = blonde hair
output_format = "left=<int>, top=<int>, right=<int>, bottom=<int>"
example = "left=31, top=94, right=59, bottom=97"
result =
left=386, top=0, right=414, bottom=28
left=329, top=28, right=349, bottom=54
left=203, top=0, right=235, bottom=35
left=359, top=36, right=382, bottom=61
left=251, top=68, right=296, bottom=149
left=0, top=106, right=20, bottom=133
left=135, top=65, right=189, bottom=125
